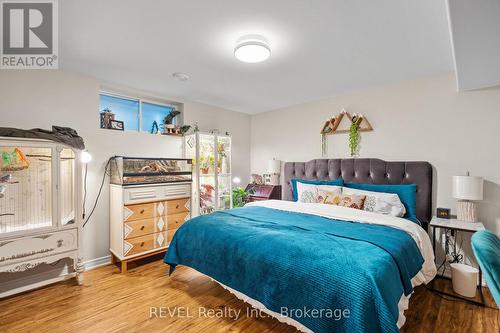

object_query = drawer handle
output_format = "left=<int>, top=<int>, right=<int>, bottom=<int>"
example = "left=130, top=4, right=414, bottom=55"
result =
left=140, top=242, right=145, bottom=247
left=140, top=226, right=145, bottom=231
left=175, top=205, right=179, bottom=209
left=140, top=209, right=145, bottom=214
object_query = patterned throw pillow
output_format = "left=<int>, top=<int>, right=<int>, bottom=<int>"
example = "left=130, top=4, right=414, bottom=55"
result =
left=296, top=183, right=342, bottom=203
left=342, top=187, right=406, bottom=217
left=316, top=192, right=366, bottom=210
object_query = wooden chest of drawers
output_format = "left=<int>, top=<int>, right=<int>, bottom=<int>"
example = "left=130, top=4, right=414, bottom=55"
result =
left=109, top=183, right=191, bottom=272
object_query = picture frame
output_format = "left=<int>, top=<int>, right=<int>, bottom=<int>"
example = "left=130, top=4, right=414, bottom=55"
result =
left=109, top=120, right=124, bottom=131
left=251, top=174, right=263, bottom=185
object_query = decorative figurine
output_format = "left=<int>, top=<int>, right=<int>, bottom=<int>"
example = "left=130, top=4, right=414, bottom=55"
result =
left=179, top=125, right=191, bottom=135
left=151, top=121, right=160, bottom=134
left=164, top=110, right=181, bottom=125
left=1, top=148, right=30, bottom=171
left=100, top=108, right=115, bottom=129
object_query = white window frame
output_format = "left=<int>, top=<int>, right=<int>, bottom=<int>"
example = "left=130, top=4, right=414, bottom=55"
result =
left=99, top=91, right=180, bottom=133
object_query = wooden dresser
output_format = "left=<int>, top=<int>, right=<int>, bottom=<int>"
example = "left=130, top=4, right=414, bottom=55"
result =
left=245, top=184, right=282, bottom=202
left=109, top=182, right=191, bottom=272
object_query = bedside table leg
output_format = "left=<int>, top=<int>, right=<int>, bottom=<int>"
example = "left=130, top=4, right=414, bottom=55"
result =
left=478, top=267, right=485, bottom=306
left=432, top=225, right=436, bottom=254
left=431, top=225, right=437, bottom=291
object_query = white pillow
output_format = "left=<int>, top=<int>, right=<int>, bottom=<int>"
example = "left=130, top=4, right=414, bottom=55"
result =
left=342, top=187, right=406, bottom=217
left=296, top=182, right=342, bottom=203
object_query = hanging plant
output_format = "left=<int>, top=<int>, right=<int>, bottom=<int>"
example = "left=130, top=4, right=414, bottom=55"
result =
left=349, top=116, right=361, bottom=157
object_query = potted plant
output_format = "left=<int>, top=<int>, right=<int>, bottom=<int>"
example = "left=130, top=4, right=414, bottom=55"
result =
left=208, top=155, right=215, bottom=173
left=218, top=143, right=229, bottom=174
left=232, top=187, right=253, bottom=207
left=200, top=156, right=209, bottom=174
left=349, top=115, right=361, bottom=157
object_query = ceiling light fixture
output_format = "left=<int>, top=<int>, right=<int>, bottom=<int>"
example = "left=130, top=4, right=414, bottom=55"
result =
left=172, top=72, right=190, bottom=81
left=234, top=35, right=271, bottom=63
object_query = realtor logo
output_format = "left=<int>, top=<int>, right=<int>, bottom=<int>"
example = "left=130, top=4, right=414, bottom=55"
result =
left=1, top=0, right=58, bottom=69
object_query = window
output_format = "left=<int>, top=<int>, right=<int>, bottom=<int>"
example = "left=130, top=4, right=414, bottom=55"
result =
left=99, top=93, right=179, bottom=134
left=142, top=102, right=174, bottom=133
left=99, top=94, right=139, bottom=131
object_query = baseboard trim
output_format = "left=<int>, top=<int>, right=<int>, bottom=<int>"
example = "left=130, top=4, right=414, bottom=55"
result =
left=84, top=255, right=111, bottom=271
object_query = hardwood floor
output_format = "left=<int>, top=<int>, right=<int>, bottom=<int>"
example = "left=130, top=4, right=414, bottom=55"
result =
left=0, top=257, right=498, bottom=333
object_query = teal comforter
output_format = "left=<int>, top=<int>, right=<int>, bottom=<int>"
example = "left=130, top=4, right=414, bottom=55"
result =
left=164, top=206, right=424, bottom=333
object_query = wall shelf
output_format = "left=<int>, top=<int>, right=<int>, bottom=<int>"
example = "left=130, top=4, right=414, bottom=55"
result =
left=320, top=108, right=373, bottom=135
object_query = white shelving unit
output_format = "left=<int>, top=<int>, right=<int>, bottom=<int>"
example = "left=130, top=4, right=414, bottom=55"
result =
left=184, top=132, right=232, bottom=216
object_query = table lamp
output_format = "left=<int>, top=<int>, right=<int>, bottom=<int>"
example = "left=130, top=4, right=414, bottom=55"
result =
left=452, top=173, right=483, bottom=222
left=266, top=158, right=281, bottom=186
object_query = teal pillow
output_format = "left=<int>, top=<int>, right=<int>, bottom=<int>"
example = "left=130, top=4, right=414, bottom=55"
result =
left=344, top=183, right=419, bottom=224
left=291, top=178, right=344, bottom=201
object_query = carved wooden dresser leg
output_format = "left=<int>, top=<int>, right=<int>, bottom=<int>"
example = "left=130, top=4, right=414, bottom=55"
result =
left=75, top=257, right=85, bottom=285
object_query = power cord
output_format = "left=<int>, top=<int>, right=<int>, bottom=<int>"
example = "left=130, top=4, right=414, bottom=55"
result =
left=446, top=229, right=464, bottom=264
left=83, top=163, right=88, bottom=219
left=82, top=157, right=113, bottom=228
left=429, top=229, right=498, bottom=310
left=435, top=229, right=464, bottom=277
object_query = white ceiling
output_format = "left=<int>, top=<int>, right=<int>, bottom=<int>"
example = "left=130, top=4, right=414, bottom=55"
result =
left=60, top=0, right=453, bottom=114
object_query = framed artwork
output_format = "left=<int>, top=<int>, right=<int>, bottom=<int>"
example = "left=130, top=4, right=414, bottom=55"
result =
left=109, top=120, right=124, bottom=131
left=251, top=174, right=263, bottom=185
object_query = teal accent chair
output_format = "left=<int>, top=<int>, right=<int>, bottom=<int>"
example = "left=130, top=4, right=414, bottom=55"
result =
left=471, top=230, right=500, bottom=307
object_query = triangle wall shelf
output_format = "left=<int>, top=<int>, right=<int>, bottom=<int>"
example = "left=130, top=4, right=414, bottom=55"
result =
left=320, top=108, right=373, bottom=135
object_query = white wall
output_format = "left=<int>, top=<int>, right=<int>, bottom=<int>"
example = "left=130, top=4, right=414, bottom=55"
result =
left=182, top=100, right=251, bottom=187
left=251, top=73, right=500, bottom=235
left=0, top=70, right=251, bottom=261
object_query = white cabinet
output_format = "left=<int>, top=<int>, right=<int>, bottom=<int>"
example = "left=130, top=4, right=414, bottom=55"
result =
left=0, top=137, right=84, bottom=297
left=184, top=132, right=232, bottom=216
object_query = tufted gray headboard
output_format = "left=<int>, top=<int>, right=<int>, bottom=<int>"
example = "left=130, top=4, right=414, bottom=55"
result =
left=283, top=159, right=433, bottom=228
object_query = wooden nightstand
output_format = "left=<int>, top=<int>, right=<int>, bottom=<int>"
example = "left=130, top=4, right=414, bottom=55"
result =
left=429, top=216, right=486, bottom=306
left=245, top=184, right=282, bottom=202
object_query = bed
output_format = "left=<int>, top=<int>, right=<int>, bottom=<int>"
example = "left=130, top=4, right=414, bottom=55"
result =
left=164, top=158, right=437, bottom=333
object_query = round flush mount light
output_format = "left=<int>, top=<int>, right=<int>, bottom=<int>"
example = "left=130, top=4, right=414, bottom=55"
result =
left=234, top=35, right=271, bottom=63
left=172, top=72, right=190, bottom=81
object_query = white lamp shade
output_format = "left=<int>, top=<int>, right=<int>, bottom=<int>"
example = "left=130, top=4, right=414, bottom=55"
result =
left=452, top=176, right=483, bottom=201
left=267, top=159, right=281, bottom=174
